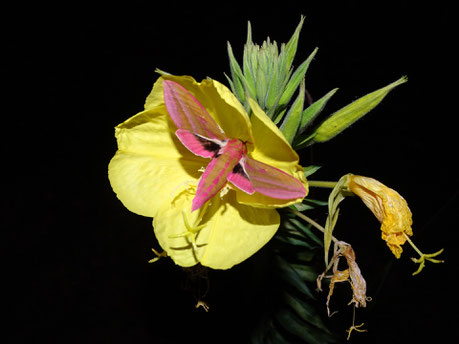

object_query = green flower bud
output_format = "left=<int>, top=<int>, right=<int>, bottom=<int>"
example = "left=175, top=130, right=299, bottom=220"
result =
left=313, top=76, right=408, bottom=143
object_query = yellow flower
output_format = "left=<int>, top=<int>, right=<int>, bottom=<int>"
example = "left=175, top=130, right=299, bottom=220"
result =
left=348, top=175, right=413, bottom=258
left=108, top=74, right=308, bottom=269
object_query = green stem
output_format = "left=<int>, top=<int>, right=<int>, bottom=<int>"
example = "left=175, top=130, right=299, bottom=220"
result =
left=290, top=208, right=338, bottom=244
left=308, top=180, right=338, bottom=188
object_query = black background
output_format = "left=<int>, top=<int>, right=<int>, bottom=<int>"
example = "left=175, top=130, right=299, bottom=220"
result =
left=4, top=1, right=457, bottom=343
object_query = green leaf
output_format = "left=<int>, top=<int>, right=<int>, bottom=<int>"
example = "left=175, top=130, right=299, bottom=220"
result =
left=303, top=165, right=321, bottom=177
left=278, top=47, right=318, bottom=109
left=224, top=72, right=237, bottom=96
left=276, top=255, right=316, bottom=300
left=313, top=76, right=407, bottom=142
left=276, top=44, right=288, bottom=91
left=280, top=79, right=305, bottom=143
left=292, top=198, right=328, bottom=212
left=267, top=329, right=289, bottom=344
left=292, top=250, right=316, bottom=263
left=242, top=23, right=257, bottom=101
left=284, top=15, right=305, bottom=73
left=290, top=264, right=318, bottom=282
left=275, top=308, right=337, bottom=344
left=292, top=132, right=316, bottom=150
left=265, top=55, right=280, bottom=110
left=273, top=108, right=287, bottom=125
left=282, top=291, right=332, bottom=333
left=303, top=198, right=328, bottom=208
left=288, top=218, right=323, bottom=246
left=290, top=203, right=309, bottom=212
left=299, top=88, right=339, bottom=132
left=280, top=219, right=313, bottom=243
left=227, top=42, right=247, bottom=102
left=250, top=315, right=272, bottom=344
left=276, top=232, right=315, bottom=249
left=256, top=64, right=269, bottom=108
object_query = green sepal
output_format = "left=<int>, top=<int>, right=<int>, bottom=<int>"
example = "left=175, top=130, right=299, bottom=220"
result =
left=299, top=88, right=339, bottom=132
left=264, top=53, right=280, bottom=110
left=273, top=108, right=287, bottom=125
left=292, top=132, right=316, bottom=150
left=278, top=47, right=318, bottom=110
left=226, top=16, right=310, bottom=121
left=227, top=42, right=248, bottom=103
left=256, top=62, right=269, bottom=108
left=313, top=76, right=408, bottom=142
left=242, top=22, right=257, bottom=100
left=280, top=79, right=305, bottom=143
left=284, top=15, right=305, bottom=74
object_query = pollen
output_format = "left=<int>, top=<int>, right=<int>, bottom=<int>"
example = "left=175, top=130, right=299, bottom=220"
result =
left=219, top=184, right=232, bottom=198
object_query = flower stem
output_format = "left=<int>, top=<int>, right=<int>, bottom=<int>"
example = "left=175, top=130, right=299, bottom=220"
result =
left=308, top=180, right=338, bottom=188
left=290, top=208, right=338, bottom=243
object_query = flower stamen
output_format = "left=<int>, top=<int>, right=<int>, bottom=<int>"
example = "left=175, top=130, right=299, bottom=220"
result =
left=169, top=212, right=206, bottom=251
left=169, top=203, right=209, bottom=253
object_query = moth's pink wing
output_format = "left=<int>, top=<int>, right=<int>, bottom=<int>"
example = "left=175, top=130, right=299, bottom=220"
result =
left=227, top=162, right=255, bottom=195
left=242, top=157, right=306, bottom=200
left=175, top=129, right=221, bottom=159
left=163, top=80, right=226, bottom=140
left=192, top=154, right=235, bottom=211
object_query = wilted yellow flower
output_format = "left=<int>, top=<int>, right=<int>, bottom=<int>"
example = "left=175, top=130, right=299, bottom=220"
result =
left=108, top=74, right=307, bottom=269
left=348, top=175, right=413, bottom=258
left=317, top=241, right=368, bottom=317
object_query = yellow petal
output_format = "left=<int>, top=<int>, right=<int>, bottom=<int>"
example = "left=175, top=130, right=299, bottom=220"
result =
left=207, top=78, right=254, bottom=143
left=200, top=191, right=280, bottom=269
left=153, top=185, right=208, bottom=266
left=154, top=187, right=280, bottom=269
left=108, top=108, right=206, bottom=217
left=247, top=98, right=300, bottom=171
